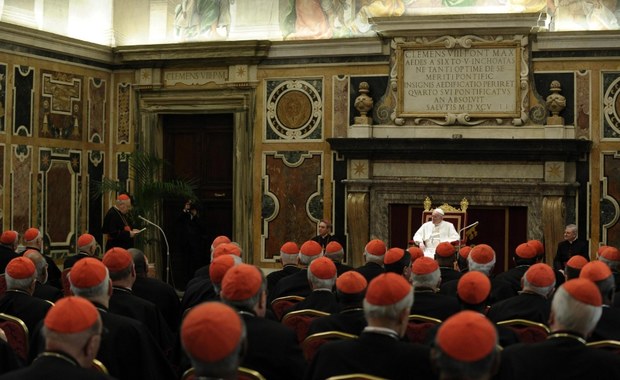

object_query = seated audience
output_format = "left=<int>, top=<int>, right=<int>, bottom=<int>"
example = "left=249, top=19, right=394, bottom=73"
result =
left=434, top=242, right=462, bottom=284
left=324, top=241, right=353, bottom=276
left=69, top=257, right=177, bottom=380
left=497, top=278, right=620, bottom=379
left=0, top=257, right=52, bottom=334
left=305, top=273, right=435, bottom=380
left=0, top=297, right=113, bottom=379
left=285, top=257, right=339, bottom=314
left=383, top=247, right=412, bottom=280
left=410, top=257, right=460, bottom=321
left=266, top=241, right=300, bottom=296
left=487, top=263, right=555, bottom=324
left=564, top=255, right=588, bottom=280
left=494, top=242, right=540, bottom=299
left=63, top=233, right=98, bottom=269
left=220, top=264, right=306, bottom=379
left=307, top=271, right=368, bottom=336
left=579, top=261, right=620, bottom=342
left=354, top=239, right=386, bottom=283
left=269, top=240, right=323, bottom=303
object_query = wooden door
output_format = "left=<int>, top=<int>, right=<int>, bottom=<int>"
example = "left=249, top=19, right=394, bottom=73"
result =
left=162, top=113, right=233, bottom=288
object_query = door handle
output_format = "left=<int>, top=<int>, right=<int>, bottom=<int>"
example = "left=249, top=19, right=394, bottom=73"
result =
left=214, top=192, right=226, bottom=197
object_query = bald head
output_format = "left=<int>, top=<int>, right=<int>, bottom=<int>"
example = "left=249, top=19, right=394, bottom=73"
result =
left=23, top=249, right=48, bottom=284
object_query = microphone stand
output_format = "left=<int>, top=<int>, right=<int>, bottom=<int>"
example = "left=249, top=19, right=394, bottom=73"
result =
left=458, top=221, right=479, bottom=252
left=139, top=215, right=171, bottom=285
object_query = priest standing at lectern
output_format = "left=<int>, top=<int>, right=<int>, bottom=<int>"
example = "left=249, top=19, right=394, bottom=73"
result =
left=413, top=208, right=460, bottom=258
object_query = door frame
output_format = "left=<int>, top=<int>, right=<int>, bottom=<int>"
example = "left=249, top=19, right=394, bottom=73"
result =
left=136, top=87, right=255, bottom=267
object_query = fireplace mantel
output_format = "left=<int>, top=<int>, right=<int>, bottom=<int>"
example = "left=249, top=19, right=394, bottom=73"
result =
left=327, top=138, right=591, bottom=162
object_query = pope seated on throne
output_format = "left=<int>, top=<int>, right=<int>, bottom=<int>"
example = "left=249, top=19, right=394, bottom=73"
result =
left=412, top=198, right=468, bottom=257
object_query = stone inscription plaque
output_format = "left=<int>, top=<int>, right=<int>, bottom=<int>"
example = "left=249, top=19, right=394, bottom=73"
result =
left=164, top=69, right=228, bottom=86
left=398, top=43, right=521, bottom=119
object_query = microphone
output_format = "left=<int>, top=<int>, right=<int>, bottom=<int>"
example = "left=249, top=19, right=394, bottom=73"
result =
left=459, top=221, right=479, bottom=233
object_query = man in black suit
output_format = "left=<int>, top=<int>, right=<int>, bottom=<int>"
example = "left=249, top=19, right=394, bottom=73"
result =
left=0, top=257, right=52, bottom=334
left=305, top=272, right=435, bottom=380
left=266, top=241, right=301, bottom=296
left=441, top=243, right=513, bottom=303
left=285, top=257, right=339, bottom=315
left=129, top=248, right=182, bottom=335
left=23, top=227, right=61, bottom=289
left=553, top=224, right=589, bottom=271
left=487, top=263, right=556, bottom=324
left=354, top=239, right=386, bottom=284
left=497, top=278, right=620, bottom=379
left=63, top=233, right=99, bottom=270
left=384, top=247, right=412, bottom=279
left=311, top=219, right=337, bottom=250
left=307, top=270, right=368, bottom=336
left=494, top=242, right=540, bottom=300
left=220, top=264, right=306, bottom=379
left=23, top=249, right=63, bottom=303
left=68, top=257, right=177, bottom=380
left=324, top=241, right=353, bottom=276
left=410, top=257, right=460, bottom=321
left=434, top=241, right=462, bottom=285
left=0, top=296, right=113, bottom=380
left=102, top=247, right=175, bottom=358
left=269, top=240, right=323, bottom=304
left=579, top=260, right=620, bottom=342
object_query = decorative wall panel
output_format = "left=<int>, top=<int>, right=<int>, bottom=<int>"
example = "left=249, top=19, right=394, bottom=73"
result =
left=88, top=150, right=104, bottom=243
left=117, top=152, right=130, bottom=190
left=11, top=145, right=32, bottom=233
left=12, top=65, right=34, bottom=136
left=603, top=72, right=620, bottom=140
left=39, top=148, right=81, bottom=260
left=0, top=63, right=6, bottom=133
left=88, top=77, right=106, bottom=143
left=261, top=151, right=322, bottom=260
left=40, top=70, right=83, bottom=140
left=265, top=78, right=323, bottom=141
left=117, top=83, right=131, bottom=144
left=575, top=70, right=591, bottom=140
left=601, top=152, right=620, bottom=246
left=333, top=75, right=349, bottom=138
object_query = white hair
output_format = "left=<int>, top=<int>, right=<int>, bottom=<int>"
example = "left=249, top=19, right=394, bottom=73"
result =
left=364, top=289, right=414, bottom=321
left=307, top=270, right=336, bottom=290
left=552, top=286, right=601, bottom=336
left=468, top=256, right=496, bottom=276
left=599, top=256, right=620, bottom=271
left=522, top=276, right=555, bottom=298
left=412, top=269, right=441, bottom=289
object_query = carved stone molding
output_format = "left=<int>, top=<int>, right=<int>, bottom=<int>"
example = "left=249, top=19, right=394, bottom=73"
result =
left=346, top=190, right=369, bottom=268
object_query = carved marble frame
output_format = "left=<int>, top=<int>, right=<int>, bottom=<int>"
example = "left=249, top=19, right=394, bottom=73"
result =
left=392, top=34, right=530, bottom=127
